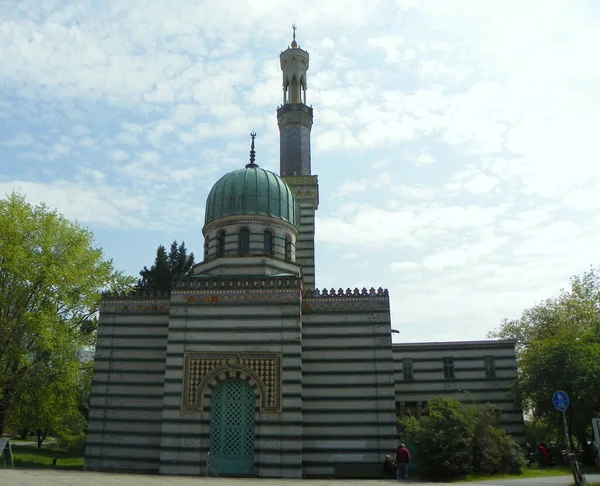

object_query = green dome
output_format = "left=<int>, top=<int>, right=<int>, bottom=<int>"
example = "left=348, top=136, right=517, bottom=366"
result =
left=204, top=167, right=296, bottom=226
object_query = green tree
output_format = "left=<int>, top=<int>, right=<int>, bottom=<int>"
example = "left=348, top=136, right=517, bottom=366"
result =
left=0, top=192, right=135, bottom=433
left=400, top=397, right=523, bottom=481
left=137, top=240, right=195, bottom=292
left=6, top=355, right=80, bottom=447
left=488, top=266, right=600, bottom=460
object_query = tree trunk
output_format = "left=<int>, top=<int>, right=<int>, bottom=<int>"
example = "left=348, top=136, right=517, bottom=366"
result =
left=36, top=428, right=48, bottom=448
left=18, top=427, right=30, bottom=440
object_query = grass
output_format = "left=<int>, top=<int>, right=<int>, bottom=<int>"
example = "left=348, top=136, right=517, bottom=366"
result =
left=7, top=443, right=83, bottom=470
left=454, top=464, right=600, bottom=482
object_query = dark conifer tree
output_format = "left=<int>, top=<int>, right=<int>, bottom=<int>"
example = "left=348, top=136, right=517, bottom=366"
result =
left=137, top=241, right=195, bottom=292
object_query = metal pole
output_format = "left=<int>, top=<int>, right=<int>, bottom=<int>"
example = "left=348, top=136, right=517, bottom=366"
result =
left=562, top=410, right=571, bottom=453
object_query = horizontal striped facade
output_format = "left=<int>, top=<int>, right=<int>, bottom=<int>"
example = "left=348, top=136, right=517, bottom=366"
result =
left=158, top=281, right=304, bottom=478
left=392, top=340, right=525, bottom=443
left=85, top=297, right=170, bottom=473
left=300, top=294, right=397, bottom=477
left=283, top=175, right=318, bottom=292
left=85, top=286, right=525, bottom=478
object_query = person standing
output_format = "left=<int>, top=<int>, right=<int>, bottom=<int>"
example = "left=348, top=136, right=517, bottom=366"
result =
left=396, top=443, right=411, bottom=480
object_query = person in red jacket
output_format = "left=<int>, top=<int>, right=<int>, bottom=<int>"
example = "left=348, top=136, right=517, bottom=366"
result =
left=396, top=443, right=411, bottom=480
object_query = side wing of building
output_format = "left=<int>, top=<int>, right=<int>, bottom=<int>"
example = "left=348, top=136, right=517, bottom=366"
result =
left=393, top=340, right=525, bottom=444
left=301, top=287, right=397, bottom=478
left=85, top=293, right=170, bottom=473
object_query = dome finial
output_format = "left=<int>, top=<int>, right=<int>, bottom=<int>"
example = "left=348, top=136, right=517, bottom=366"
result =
left=246, top=132, right=259, bottom=169
left=291, top=22, right=298, bottom=48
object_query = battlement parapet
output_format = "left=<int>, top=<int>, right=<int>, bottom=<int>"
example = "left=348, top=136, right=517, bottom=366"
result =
left=305, top=287, right=389, bottom=298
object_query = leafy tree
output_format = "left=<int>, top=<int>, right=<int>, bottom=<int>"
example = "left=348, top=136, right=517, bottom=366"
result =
left=6, top=355, right=80, bottom=447
left=400, top=397, right=523, bottom=481
left=488, top=266, right=600, bottom=461
left=137, top=240, right=195, bottom=292
left=0, top=192, right=135, bottom=433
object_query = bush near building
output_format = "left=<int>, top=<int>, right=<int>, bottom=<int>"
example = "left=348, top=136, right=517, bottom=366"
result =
left=400, top=397, right=524, bottom=481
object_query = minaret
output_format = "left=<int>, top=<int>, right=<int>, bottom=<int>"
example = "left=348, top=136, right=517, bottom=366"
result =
left=277, top=25, right=319, bottom=291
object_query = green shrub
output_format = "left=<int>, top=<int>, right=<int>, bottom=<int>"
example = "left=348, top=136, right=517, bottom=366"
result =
left=400, top=397, right=524, bottom=481
left=56, top=432, right=86, bottom=453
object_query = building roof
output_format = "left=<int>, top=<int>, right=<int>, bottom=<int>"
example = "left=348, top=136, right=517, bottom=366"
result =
left=392, top=339, right=517, bottom=349
left=204, top=166, right=296, bottom=227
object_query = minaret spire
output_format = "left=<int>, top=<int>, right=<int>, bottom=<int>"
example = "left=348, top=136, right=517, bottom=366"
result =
left=291, top=23, right=297, bottom=48
left=245, top=132, right=259, bottom=169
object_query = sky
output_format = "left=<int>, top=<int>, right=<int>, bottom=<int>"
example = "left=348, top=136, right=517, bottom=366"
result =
left=1, top=0, right=599, bottom=343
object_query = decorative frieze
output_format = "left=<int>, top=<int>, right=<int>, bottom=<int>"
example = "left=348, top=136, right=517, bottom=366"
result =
left=102, top=303, right=169, bottom=313
left=175, top=277, right=302, bottom=291
left=102, top=290, right=170, bottom=299
left=171, top=292, right=299, bottom=306
left=182, top=352, right=282, bottom=413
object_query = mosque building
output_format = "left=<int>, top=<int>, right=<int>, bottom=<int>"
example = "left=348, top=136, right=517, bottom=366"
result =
left=85, top=30, right=524, bottom=478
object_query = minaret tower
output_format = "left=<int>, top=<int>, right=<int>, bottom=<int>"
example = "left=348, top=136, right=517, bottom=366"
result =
left=277, top=25, right=319, bottom=291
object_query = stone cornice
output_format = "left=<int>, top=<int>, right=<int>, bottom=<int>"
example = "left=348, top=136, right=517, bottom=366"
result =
left=202, top=215, right=298, bottom=237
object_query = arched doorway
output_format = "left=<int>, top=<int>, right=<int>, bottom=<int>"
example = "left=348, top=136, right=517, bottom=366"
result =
left=209, top=378, right=255, bottom=476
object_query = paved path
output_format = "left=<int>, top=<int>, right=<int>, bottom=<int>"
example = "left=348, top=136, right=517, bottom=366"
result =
left=0, top=470, right=598, bottom=486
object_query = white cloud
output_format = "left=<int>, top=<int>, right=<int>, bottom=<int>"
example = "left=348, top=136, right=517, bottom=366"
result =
left=1, top=0, right=599, bottom=344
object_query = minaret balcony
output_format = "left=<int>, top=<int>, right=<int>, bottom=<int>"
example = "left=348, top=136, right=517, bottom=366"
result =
left=277, top=103, right=313, bottom=117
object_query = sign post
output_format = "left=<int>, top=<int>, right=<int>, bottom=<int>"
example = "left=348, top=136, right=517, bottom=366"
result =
left=553, top=390, right=570, bottom=452
left=0, top=438, right=15, bottom=468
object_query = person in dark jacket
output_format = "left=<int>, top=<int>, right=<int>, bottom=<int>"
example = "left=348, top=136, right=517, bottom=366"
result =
left=383, top=454, right=397, bottom=478
left=396, top=443, right=411, bottom=480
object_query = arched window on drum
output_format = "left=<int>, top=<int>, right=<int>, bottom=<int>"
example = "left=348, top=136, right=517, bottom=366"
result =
left=238, top=228, right=250, bottom=256
left=264, top=230, right=274, bottom=256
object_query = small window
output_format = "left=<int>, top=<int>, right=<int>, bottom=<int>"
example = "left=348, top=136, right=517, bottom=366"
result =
left=443, top=357, right=455, bottom=379
left=217, top=231, right=225, bottom=257
left=402, top=358, right=413, bottom=380
left=284, top=235, right=292, bottom=261
left=203, top=239, right=208, bottom=260
left=238, top=228, right=250, bottom=256
left=264, top=230, right=274, bottom=256
left=484, top=355, right=496, bottom=378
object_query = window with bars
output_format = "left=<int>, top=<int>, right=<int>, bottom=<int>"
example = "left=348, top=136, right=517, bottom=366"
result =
left=443, top=357, right=455, bottom=379
left=484, top=355, right=496, bottom=378
left=402, top=358, right=414, bottom=380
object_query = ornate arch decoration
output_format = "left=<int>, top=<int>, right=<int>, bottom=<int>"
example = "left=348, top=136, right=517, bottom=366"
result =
left=181, top=352, right=282, bottom=413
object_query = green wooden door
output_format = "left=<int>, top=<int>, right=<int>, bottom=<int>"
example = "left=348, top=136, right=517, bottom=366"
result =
left=209, top=379, right=255, bottom=476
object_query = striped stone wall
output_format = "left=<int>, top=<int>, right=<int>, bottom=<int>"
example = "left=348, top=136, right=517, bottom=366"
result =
left=283, top=175, right=318, bottom=291
left=393, top=340, right=525, bottom=444
left=158, top=277, right=304, bottom=478
left=85, top=294, right=170, bottom=473
left=301, top=287, right=397, bottom=477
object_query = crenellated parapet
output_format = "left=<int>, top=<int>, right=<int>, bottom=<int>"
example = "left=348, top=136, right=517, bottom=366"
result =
left=306, top=287, right=389, bottom=298
left=303, top=287, right=390, bottom=312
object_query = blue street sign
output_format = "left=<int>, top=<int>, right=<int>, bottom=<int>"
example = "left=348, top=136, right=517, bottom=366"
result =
left=553, top=390, right=569, bottom=411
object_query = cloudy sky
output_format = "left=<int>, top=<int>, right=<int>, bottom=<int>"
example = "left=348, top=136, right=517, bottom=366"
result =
left=1, top=0, right=599, bottom=343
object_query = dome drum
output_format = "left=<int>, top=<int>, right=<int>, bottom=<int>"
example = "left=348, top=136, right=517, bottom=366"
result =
left=203, top=218, right=297, bottom=262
